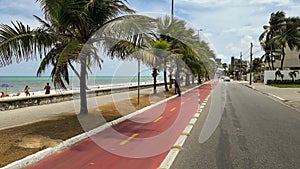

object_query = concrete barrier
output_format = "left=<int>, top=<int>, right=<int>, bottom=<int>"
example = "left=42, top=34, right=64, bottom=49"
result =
left=0, top=83, right=164, bottom=111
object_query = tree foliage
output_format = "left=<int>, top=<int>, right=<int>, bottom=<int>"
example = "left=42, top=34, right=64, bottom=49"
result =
left=259, top=11, right=300, bottom=70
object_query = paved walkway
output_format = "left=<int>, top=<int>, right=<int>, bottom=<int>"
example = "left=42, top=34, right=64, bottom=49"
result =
left=0, top=86, right=165, bottom=130
left=238, top=81, right=300, bottom=111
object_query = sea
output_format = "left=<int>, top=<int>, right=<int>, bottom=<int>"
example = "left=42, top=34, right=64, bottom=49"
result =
left=0, top=76, right=164, bottom=95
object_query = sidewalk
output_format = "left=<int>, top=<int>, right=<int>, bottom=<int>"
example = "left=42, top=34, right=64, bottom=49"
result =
left=238, top=81, right=300, bottom=111
left=0, top=86, right=165, bottom=130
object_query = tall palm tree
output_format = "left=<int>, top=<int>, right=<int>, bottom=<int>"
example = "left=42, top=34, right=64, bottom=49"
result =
left=153, top=16, right=190, bottom=92
left=259, top=11, right=286, bottom=70
left=0, top=0, right=156, bottom=115
left=151, top=40, right=170, bottom=93
left=273, top=16, right=300, bottom=70
left=260, top=11, right=300, bottom=70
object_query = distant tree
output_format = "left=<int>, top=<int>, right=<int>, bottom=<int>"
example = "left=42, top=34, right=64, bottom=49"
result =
left=252, top=58, right=263, bottom=73
left=222, top=63, right=228, bottom=75
left=273, top=16, right=300, bottom=70
left=260, top=11, right=300, bottom=70
left=275, top=69, right=284, bottom=81
left=288, top=70, right=299, bottom=82
left=259, top=11, right=285, bottom=70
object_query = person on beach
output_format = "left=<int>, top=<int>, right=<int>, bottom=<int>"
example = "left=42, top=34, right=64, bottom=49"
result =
left=44, top=83, right=51, bottom=94
left=24, top=85, right=30, bottom=96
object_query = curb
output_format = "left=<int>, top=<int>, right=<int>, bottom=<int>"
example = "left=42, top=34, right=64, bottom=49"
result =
left=2, top=83, right=205, bottom=169
left=242, top=83, right=300, bottom=113
left=244, top=84, right=287, bottom=102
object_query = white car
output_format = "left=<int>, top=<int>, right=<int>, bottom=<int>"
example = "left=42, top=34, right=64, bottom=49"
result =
left=224, top=76, right=230, bottom=82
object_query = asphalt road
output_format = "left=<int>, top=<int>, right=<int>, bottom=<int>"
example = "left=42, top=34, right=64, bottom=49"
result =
left=172, top=81, right=300, bottom=169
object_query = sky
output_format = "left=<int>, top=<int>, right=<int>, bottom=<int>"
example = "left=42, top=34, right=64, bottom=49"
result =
left=0, top=0, right=299, bottom=76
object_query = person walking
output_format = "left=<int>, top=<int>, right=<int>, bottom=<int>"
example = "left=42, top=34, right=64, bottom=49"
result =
left=24, top=85, right=30, bottom=96
left=44, top=83, right=51, bottom=94
left=174, top=79, right=181, bottom=96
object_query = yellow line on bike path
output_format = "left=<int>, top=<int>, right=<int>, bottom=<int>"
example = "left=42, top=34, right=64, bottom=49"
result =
left=170, top=107, right=176, bottom=112
left=153, top=116, right=163, bottom=123
left=120, top=133, right=139, bottom=145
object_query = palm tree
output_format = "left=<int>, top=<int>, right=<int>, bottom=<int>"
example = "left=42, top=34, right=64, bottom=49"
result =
left=259, top=11, right=286, bottom=70
left=273, top=16, right=300, bottom=70
left=0, top=0, right=156, bottom=115
left=153, top=16, right=191, bottom=92
left=289, top=70, right=299, bottom=82
left=260, top=11, right=300, bottom=70
left=275, top=69, right=284, bottom=81
left=252, top=58, right=263, bottom=73
left=151, top=40, right=170, bottom=93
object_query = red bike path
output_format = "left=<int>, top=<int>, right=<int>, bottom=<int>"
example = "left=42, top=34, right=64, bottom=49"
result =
left=27, top=84, right=211, bottom=169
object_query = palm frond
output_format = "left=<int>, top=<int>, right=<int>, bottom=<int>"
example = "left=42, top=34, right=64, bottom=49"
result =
left=0, top=22, right=38, bottom=67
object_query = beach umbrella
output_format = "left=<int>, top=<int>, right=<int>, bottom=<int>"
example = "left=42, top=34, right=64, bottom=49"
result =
left=1, top=83, right=14, bottom=92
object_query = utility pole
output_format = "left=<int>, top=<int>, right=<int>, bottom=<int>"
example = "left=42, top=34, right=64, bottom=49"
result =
left=250, top=42, right=253, bottom=85
left=240, top=52, right=242, bottom=80
left=171, top=0, right=174, bottom=18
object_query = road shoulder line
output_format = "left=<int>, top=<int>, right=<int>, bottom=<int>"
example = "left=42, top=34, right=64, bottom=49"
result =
left=157, top=95, right=210, bottom=169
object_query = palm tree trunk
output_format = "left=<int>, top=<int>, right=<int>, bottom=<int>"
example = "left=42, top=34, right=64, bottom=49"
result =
left=152, top=68, right=157, bottom=94
left=185, top=73, right=190, bottom=86
left=270, top=45, right=275, bottom=70
left=271, top=57, right=275, bottom=70
left=163, top=70, right=169, bottom=91
left=197, top=72, right=202, bottom=84
left=192, top=75, right=195, bottom=84
left=280, top=45, right=285, bottom=70
left=79, top=55, right=88, bottom=115
left=69, top=61, right=89, bottom=90
left=163, top=59, right=169, bottom=91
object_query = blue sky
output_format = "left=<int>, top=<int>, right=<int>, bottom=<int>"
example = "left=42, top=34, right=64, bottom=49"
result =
left=0, top=0, right=299, bottom=76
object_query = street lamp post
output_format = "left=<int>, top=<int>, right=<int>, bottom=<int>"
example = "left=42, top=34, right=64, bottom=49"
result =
left=249, top=42, right=253, bottom=85
left=197, top=29, right=203, bottom=41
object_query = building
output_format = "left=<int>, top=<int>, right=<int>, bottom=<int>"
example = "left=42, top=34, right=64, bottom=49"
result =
left=264, top=46, right=300, bottom=70
left=263, top=47, right=300, bottom=84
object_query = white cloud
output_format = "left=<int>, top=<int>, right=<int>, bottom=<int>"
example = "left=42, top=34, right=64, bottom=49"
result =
left=176, top=0, right=246, bottom=8
left=249, top=0, right=292, bottom=6
left=241, top=35, right=254, bottom=46
left=0, top=0, right=42, bottom=27
left=222, top=26, right=260, bottom=37
left=1, top=0, right=299, bottom=75
left=226, top=43, right=241, bottom=55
